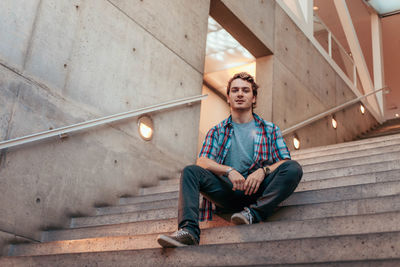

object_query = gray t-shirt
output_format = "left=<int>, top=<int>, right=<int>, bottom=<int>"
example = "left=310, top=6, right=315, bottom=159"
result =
left=223, top=120, right=257, bottom=178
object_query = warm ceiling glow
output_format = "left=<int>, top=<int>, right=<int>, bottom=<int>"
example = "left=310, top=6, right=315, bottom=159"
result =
left=313, top=6, right=319, bottom=11
left=138, top=116, right=153, bottom=141
left=293, top=137, right=300, bottom=150
left=332, top=117, right=338, bottom=129
left=204, top=17, right=255, bottom=73
left=360, top=104, right=365, bottom=114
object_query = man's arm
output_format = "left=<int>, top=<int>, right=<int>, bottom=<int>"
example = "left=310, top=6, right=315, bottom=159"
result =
left=244, top=159, right=289, bottom=195
left=196, top=157, right=246, bottom=191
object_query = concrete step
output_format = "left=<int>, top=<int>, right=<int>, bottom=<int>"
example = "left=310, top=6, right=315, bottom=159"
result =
left=8, top=211, right=400, bottom=257
left=45, top=193, right=400, bottom=242
left=297, top=169, right=400, bottom=191
left=284, top=180, right=400, bottom=206
left=97, top=171, right=400, bottom=216
left=138, top=183, right=179, bottom=196
left=302, top=159, right=400, bottom=181
left=134, top=160, right=400, bottom=197
left=159, top=178, right=180, bottom=186
left=291, top=133, right=400, bottom=159
left=71, top=207, right=177, bottom=228
left=119, top=191, right=178, bottom=205
left=272, top=194, right=400, bottom=222
left=96, top=198, right=178, bottom=216
left=70, top=182, right=400, bottom=228
left=295, top=143, right=400, bottom=165
left=43, top=217, right=231, bottom=242
left=3, top=230, right=400, bottom=265
left=120, top=177, right=400, bottom=213
left=301, top=151, right=400, bottom=173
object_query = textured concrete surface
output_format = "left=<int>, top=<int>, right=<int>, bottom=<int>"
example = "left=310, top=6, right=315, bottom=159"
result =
left=297, top=169, right=400, bottom=191
left=70, top=180, right=400, bottom=228
left=71, top=207, right=177, bottom=228
left=96, top=198, right=179, bottom=216
left=119, top=191, right=179, bottom=205
left=108, top=0, right=210, bottom=73
left=284, top=180, right=400, bottom=206
left=8, top=211, right=400, bottom=257
left=303, top=159, right=400, bottom=181
left=0, top=0, right=207, bottom=244
left=2, top=231, right=400, bottom=266
left=292, top=133, right=400, bottom=159
left=296, top=142, right=400, bottom=165
left=220, top=0, right=275, bottom=51
left=301, top=151, right=400, bottom=172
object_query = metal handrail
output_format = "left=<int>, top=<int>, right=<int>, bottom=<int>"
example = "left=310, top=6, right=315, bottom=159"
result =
left=0, top=94, right=208, bottom=150
left=282, top=87, right=387, bottom=136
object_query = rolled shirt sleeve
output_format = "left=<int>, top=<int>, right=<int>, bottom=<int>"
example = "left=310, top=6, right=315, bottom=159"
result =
left=271, top=125, right=291, bottom=163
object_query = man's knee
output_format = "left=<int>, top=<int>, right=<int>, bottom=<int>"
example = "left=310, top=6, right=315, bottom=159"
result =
left=181, top=165, right=204, bottom=182
left=280, top=160, right=303, bottom=184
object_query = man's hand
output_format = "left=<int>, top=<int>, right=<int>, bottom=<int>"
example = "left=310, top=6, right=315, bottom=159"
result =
left=228, top=170, right=246, bottom=191
left=244, top=168, right=265, bottom=195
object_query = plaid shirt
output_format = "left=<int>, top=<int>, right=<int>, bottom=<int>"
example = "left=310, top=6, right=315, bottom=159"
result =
left=198, top=113, right=291, bottom=221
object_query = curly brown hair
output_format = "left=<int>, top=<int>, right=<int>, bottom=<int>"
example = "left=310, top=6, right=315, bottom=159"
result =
left=226, top=72, right=259, bottom=108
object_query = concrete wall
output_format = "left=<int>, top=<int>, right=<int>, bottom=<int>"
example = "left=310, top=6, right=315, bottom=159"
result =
left=0, top=0, right=209, bottom=247
left=198, top=85, right=230, bottom=152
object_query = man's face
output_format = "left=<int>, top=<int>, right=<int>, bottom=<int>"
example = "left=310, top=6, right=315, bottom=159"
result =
left=227, top=78, right=256, bottom=111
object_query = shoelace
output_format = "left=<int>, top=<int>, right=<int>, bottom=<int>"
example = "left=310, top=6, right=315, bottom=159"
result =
left=175, top=230, right=188, bottom=237
left=243, top=207, right=253, bottom=224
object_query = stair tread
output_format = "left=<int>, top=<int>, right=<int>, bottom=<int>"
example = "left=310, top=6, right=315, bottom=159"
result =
left=9, top=211, right=400, bottom=257
left=4, top=230, right=400, bottom=266
left=71, top=190, right=400, bottom=228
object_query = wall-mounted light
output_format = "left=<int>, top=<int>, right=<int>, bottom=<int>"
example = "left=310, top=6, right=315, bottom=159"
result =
left=313, top=6, right=319, bottom=11
left=331, top=117, right=337, bottom=129
left=293, top=135, right=300, bottom=150
left=396, top=113, right=399, bottom=118
left=360, top=104, right=365, bottom=115
left=138, top=116, right=153, bottom=141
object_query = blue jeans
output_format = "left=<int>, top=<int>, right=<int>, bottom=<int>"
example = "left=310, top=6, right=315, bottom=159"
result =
left=178, top=160, right=303, bottom=241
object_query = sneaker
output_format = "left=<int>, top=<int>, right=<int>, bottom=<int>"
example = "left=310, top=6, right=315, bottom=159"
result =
left=231, top=207, right=254, bottom=225
left=157, top=229, right=199, bottom=248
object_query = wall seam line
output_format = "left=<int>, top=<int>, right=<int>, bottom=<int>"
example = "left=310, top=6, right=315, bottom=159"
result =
left=105, top=0, right=204, bottom=76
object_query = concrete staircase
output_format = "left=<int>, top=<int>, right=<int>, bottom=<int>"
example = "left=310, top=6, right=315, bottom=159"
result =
left=357, top=118, right=400, bottom=140
left=1, top=133, right=400, bottom=266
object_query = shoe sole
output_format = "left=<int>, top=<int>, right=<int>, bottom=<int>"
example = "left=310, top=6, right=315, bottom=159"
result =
left=157, top=234, right=187, bottom=248
left=231, top=213, right=250, bottom=225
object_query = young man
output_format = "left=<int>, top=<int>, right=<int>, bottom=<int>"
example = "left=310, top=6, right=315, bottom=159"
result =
left=157, top=72, right=303, bottom=247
